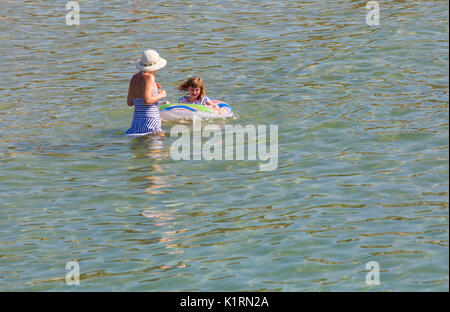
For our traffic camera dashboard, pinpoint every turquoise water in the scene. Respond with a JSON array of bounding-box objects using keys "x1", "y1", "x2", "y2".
[{"x1": 0, "y1": 0, "x2": 448, "y2": 291}]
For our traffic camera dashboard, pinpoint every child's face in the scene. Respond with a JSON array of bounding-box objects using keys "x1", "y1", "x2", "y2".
[{"x1": 188, "y1": 86, "x2": 201, "y2": 99}]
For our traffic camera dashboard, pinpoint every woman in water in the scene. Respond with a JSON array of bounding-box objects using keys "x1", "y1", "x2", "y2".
[{"x1": 126, "y1": 49, "x2": 167, "y2": 136}]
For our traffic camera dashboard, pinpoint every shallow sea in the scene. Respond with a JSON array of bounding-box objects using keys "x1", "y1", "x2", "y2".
[{"x1": 0, "y1": 0, "x2": 448, "y2": 291}]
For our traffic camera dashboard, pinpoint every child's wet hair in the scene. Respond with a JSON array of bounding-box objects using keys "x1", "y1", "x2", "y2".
[{"x1": 178, "y1": 76, "x2": 206, "y2": 100}]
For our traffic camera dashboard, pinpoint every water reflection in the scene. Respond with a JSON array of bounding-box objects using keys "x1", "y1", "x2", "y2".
[
  {"x1": 128, "y1": 134, "x2": 168, "y2": 160},
  {"x1": 127, "y1": 134, "x2": 174, "y2": 195},
  {"x1": 142, "y1": 205, "x2": 187, "y2": 258},
  {"x1": 1, "y1": 0, "x2": 447, "y2": 291},
  {"x1": 127, "y1": 134, "x2": 189, "y2": 271}
]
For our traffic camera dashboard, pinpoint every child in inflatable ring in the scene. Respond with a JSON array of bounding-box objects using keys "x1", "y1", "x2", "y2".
[{"x1": 178, "y1": 76, "x2": 221, "y2": 114}]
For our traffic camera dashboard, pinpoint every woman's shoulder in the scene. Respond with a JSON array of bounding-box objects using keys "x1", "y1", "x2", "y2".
[
  {"x1": 132, "y1": 71, "x2": 154, "y2": 80},
  {"x1": 142, "y1": 72, "x2": 155, "y2": 80}
]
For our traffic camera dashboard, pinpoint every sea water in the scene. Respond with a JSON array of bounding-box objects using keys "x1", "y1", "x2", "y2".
[{"x1": 0, "y1": 0, "x2": 448, "y2": 291}]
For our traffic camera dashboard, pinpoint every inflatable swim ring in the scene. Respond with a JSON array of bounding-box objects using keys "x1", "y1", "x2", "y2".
[{"x1": 159, "y1": 100, "x2": 233, "y2": 121}]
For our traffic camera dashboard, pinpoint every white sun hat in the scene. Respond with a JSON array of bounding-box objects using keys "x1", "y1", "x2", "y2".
[{"x1": 136, "y1": 49, "x2": 167, "y2": 72}]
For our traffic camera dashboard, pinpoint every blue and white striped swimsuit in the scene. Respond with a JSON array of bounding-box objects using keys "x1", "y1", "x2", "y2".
[{"x1": 126, "y1": 91, "x2": 162, "y2": 136}]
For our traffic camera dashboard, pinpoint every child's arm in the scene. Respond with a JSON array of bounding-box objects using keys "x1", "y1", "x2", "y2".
[
  {"x1": 206, "y1": 99, "x2": 214, "y2": 106},
  {"x1": 205, "y1": 98, "x2": 222, "y2": 114},
  {"x1": 205, "y1": 96, "x2": 217, "y2": 107}
]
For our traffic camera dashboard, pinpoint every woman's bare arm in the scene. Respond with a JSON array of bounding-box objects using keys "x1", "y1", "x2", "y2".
[
  {"x1": 143, "y1": 74, "x2": 166, "y2": 104},
  {"x1": 127, "y1": 77, "x2": 134, "y2": 106}
]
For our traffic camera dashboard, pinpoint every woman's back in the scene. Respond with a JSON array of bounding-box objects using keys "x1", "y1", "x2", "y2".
[{"x1": 129, "y1": 72, "x2": 155, "y2": 99}]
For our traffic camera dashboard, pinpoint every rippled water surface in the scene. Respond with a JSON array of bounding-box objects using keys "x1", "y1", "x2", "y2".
[{"x1": 0, "y1": 0, "x2": 448, "y2": 291}]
